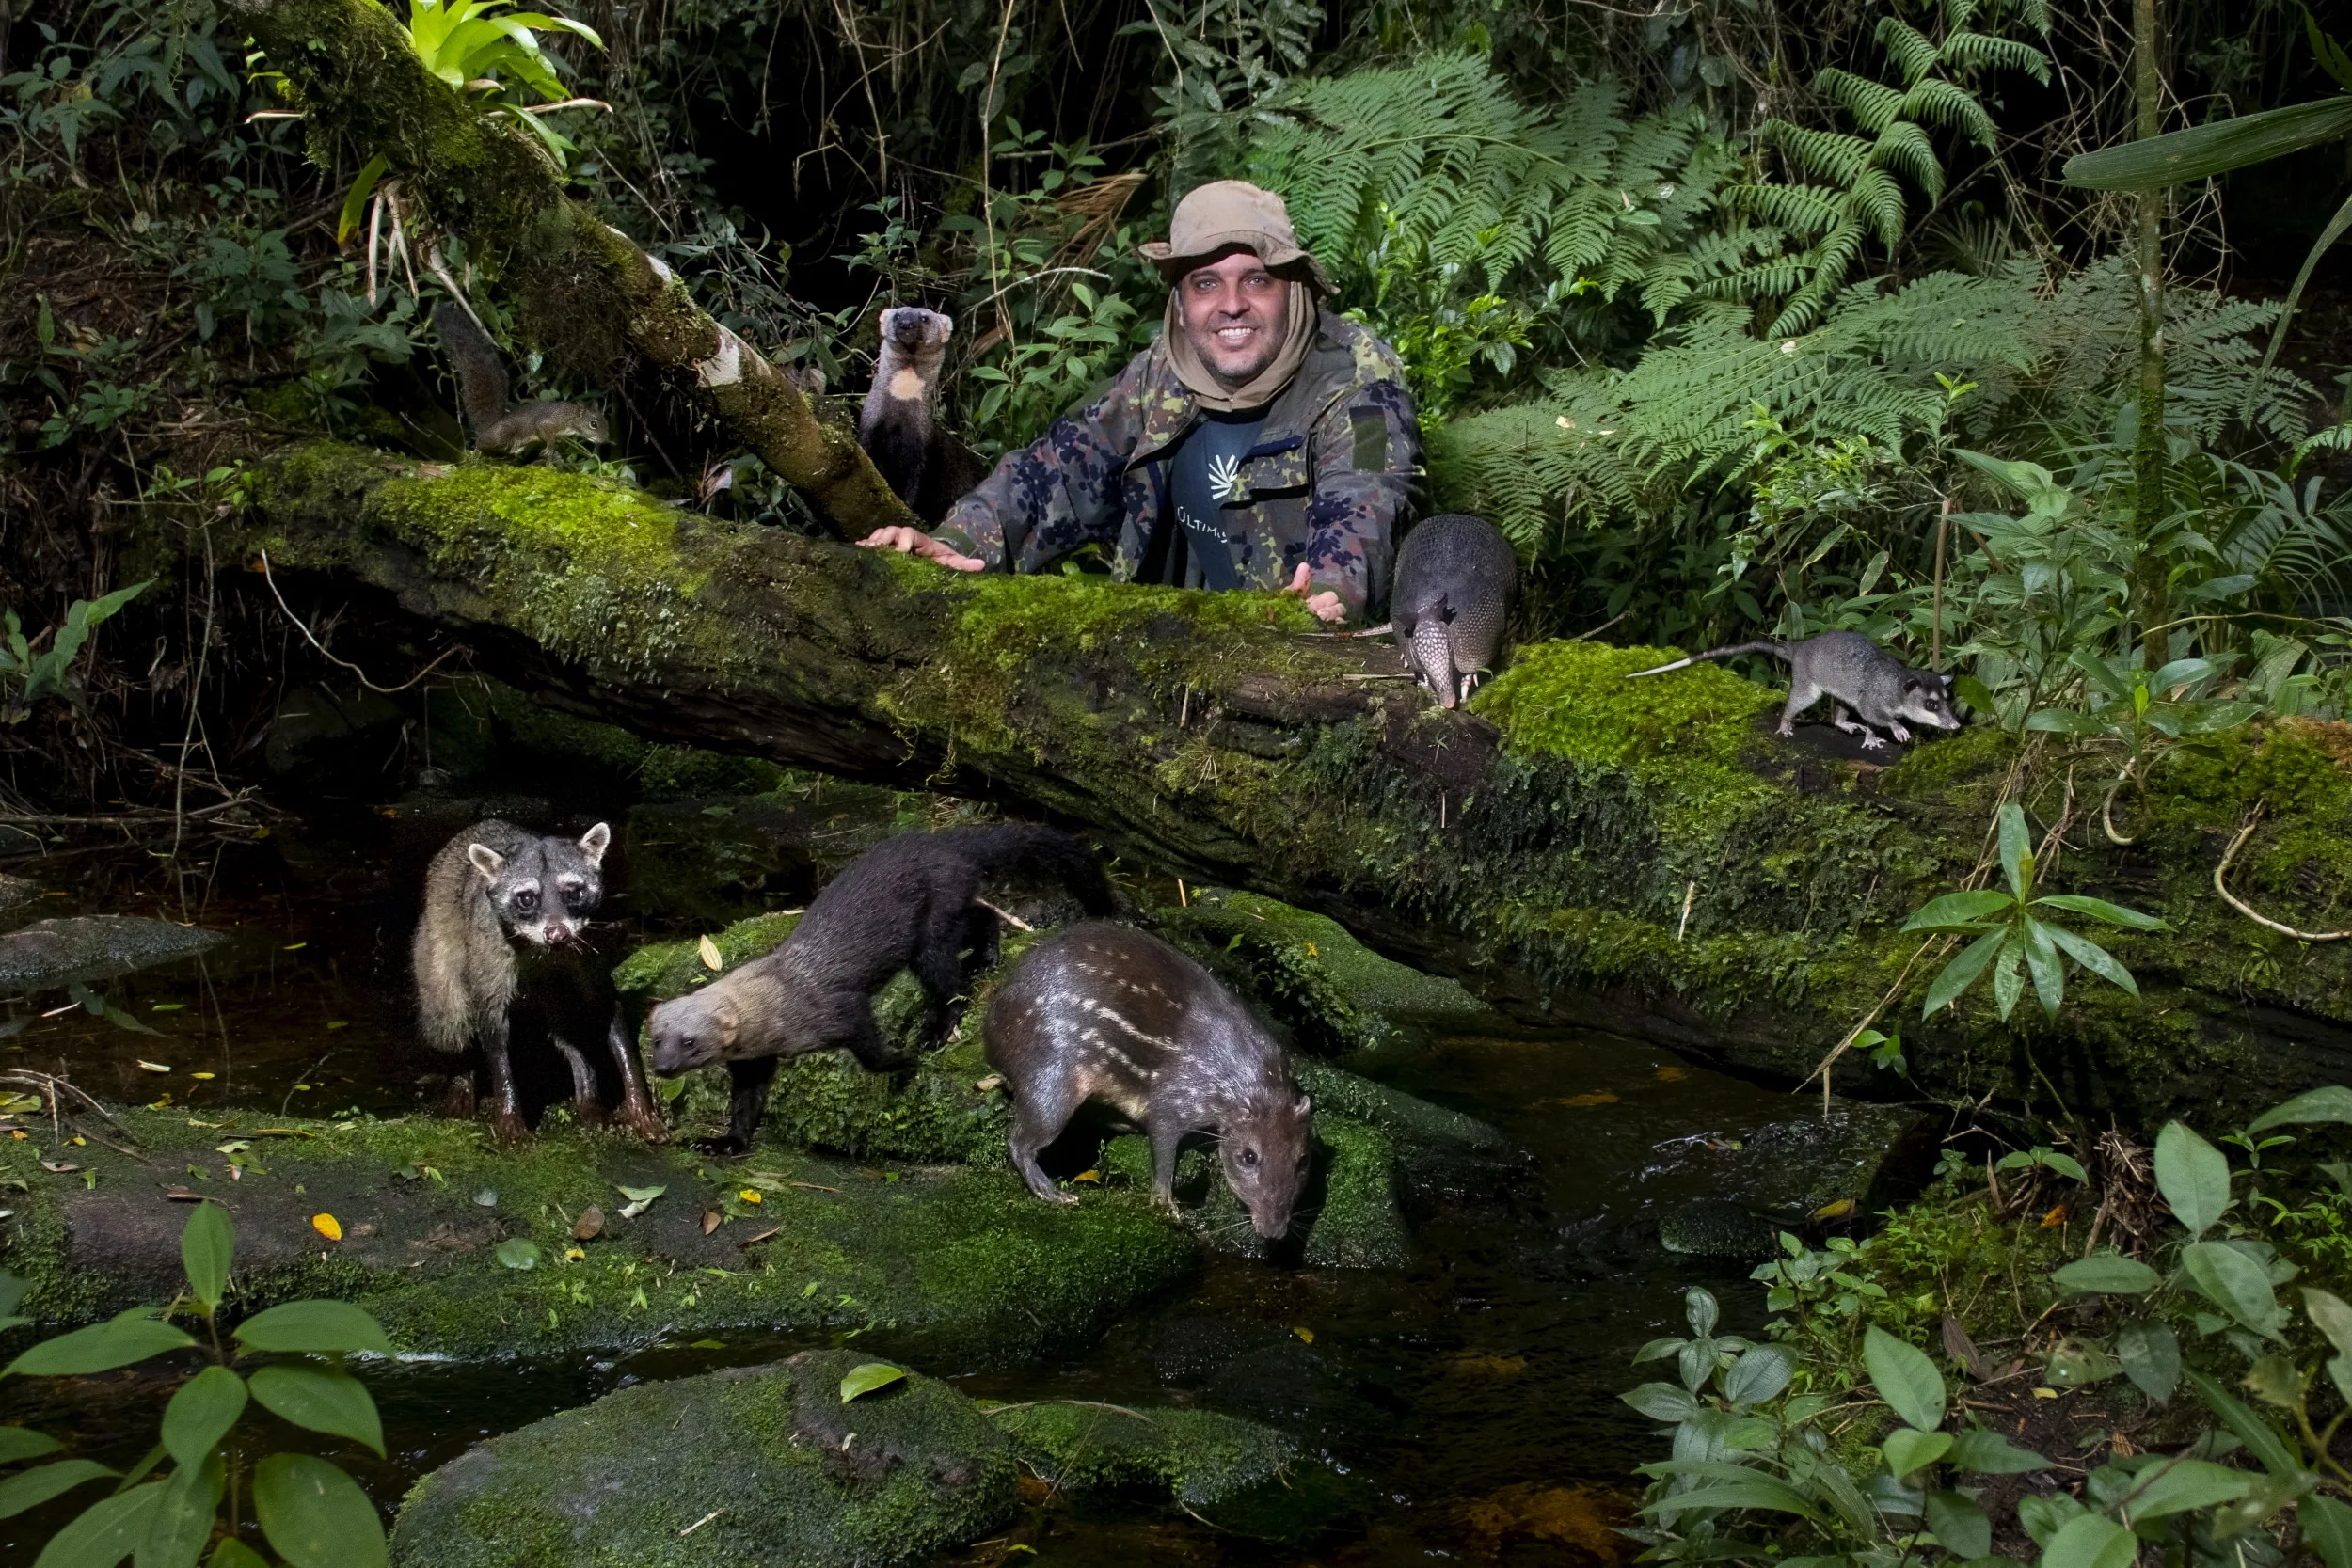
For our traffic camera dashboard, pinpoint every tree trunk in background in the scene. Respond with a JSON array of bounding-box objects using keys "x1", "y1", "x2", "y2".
[
  {"x1": 222, "y1": 440, "x2": 2352, "y2": 1129},
  {"x1": 2133, "y1": 0, "x2": 2170, "y2": 669},
  {"x1": 217, "y1": 0, "x2": 916, "y2": 541}
]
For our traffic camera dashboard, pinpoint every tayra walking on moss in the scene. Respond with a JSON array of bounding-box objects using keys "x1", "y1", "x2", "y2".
[
  {"x1": 431, "y1": 303, "x2": 611, "y2": 457},
  {"x1": 647, "y1": 824, "x2": 1115, "y2": 1154}
]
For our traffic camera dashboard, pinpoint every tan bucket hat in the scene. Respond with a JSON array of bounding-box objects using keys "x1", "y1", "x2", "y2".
[{"x1": 1139, "y1": 180, "x2": 1330, "y2": 291}]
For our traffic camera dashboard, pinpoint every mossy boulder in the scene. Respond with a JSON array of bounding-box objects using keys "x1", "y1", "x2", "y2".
[
  {"x1": 0, "y1": 1108, "x2": 1192, "y2": 1362},
  {"x1": 1161, "y1": 889, "x2": 1490, "y2": 1061},
  {"x1": 991, "y1": 1400, "x2": 1292, "y2": 1505},
  {"x1": 1098, "y1": 1113, "x2": 1408, "y2": 1269},
  {"x1": 389, "y1": 1350, "x2": 1014, "y2": 1568}
]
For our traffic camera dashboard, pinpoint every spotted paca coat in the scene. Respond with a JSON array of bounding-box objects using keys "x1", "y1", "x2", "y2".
[{"x1": 982, "y1": 922, "x2": 1313, "y2": 1239}]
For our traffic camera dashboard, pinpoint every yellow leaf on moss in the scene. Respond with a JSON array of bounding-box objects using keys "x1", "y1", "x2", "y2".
[
  {"x1": 311, "y1": 1213, "x2": 342, "y2": 1241},
  {"x1": 739, "y1": 1189, "x2": 761, "y2": 1204},
  {"x1": 699, "y1": 935, "x2": 723, "y2": 971}
]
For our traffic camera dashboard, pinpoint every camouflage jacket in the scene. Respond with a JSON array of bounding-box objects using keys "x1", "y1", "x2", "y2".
[{"x1": 933, "y1": 309, "x2": 1422, "y2": 617}]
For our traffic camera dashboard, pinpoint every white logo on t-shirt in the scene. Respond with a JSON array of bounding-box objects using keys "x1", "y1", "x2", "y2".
[{"x1": 1208, "y1": 452, "x2": 1245, "y2": 502}]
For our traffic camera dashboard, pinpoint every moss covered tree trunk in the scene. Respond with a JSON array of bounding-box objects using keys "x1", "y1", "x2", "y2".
[
  {"x1": 219, "y1": 0, "x2": 914, "y2": 539},
  {"x1": 228, "y1": 442, "x2": 2352, "y2": 1126}
]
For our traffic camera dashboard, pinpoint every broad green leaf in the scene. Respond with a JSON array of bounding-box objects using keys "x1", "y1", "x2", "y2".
[
  {"x1": 1924, "y1": 929, "x2": 2007, "y2": 1017},
  {"x1": 250, "y1": 1366, "x2": 384, "y2": 1457},
  {"x1": 2062, "y1": 95, "x2": 2352, "y2": 189},
  {"x1": 1996, "y1": 802, "x2": 2032, "y2": 900},
  {"x1": 0, "y1": 1459, "x2": 118, "y2": 1518},
  {"x1": 138, "y1": 1449, "x2": 224, "y2": 1568},
  {"x1": 253, "y1": 1454, "x2": 386, "y2": 1568},
  {"x1": 2042, "y1": 926, "x2": 2139, "y2": 998},
  {"x1": 206, "y1": 1544, "x2": 269, "y2": 1568},
  {"x1": 0, "y1": 1427, "x2": 61, "y2": 1464},
  {"x1": 1863, "y1": 1326, "x2": 1945, "y2": 1433},
  {"x1": 2301, "y1": 1495, "x2": 2352, "y2": 1568},
  {"x1": 1638, "y1": 1478, "x2": 1826, "y2": 1522},
  {"x1": 1881, "y1": 1427, "x2": 1952, "y2": 1478},
  {"x1": 2051, "y1": 1254, "x2": 2159, "y2": 1294},
  {"x1": 7, "y1": 1319, "x2": 196, "y2": 1378},
  {"x1": 2117, "y1": 1319, "x2": 2180, "y2": 1403},
  {"x1": 335, "y1": 154, "x2": 391, "y2": 245},
  {"x1": 2182, "y1": 1241, "x2": 2286, "y2": 1338},
  {"x1": 2021, "y1": 917, "x2": 2066, "y2": 1019},
  {"x1": 1992, "y1": 942, "x2": 2025, "y2": 1020},
  {"x1": 1684, "y1": 1288, "x2": 1719, "y2": 1338},
  {"x1": 160, "y1": 1367, "x2": 246, "y2": 1470},
  {"x1": 32, "y1": 1483, "x2": 162, "y2": 1568},
  {"x1": 2118, "y1": 1457, "x2": 2256, "y2": 1523},
  {"x1": 178, "y1": 1203, "x2": 232, "y2": 1316},
  {"x1": 2030, "y1": 895, "x2": 2168, "y2": 931},
  {"x1": 2306, "y1": 1288, "x2": 2352, "y2": 1359},
  {"x1": 1902, "y1": 891, "x2": 2013, "y2": 930},
  {"x1": 2038, "y1": 1512, "x2": 2138, "y2": 1568},
  {"x1": 2153, "y1": 1121, "x2": 2231, "y2": 1237},
  {"x1": 2019, "y1": 1491, "x2": 2089, "y2": 1546},
  {"x1": 839, "y1": 1363, "x2": 907, "y2": 1402},
  {"x1": 1623, "y1": 1382, "x2": 1699, "y2": 1422},
  {"x1": 1722, "y1": 1344, "x2": 1795, "y2": 1407},
  {"x1": 233, "y1": 1301, "x2": 391, "y2": 1357},
  {"x1": 494, "y1": 1238, "x2": 540, "y2": 1270},
  {"x1": 1926, "y1": 1489, "x2": 1992, "y2": 1559},
  {"x1": 1949, "y1": 1424, "x2": 2050, "y2": 1473},
  {"x1": 2184, "y1": 1368, "x2": 2303, "y2": 1480},
  {"x1": 2249, "y1": 1085, "x2": 2352, "y2": 1134}
]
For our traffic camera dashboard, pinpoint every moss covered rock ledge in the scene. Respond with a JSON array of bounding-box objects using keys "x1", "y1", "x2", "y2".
[{"x1": 219, "y1": 442, "x2": 2352, "y2": 1122}]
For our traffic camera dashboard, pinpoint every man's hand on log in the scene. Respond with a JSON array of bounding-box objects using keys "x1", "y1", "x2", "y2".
[
  {"x1": 1283, "y1": 562, "x2": 1346, "y2": 625},
  {"x1": 857, "y1": 526, "x2": 985, "y2": 572}
]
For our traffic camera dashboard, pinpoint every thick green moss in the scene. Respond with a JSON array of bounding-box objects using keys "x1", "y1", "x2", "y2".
[
  {"x1": 1099, "y1": 1113, "x2": 1407, "y2": 1270},
  {"x1": 390, "y1": 1350, "x2": 1014, "y2": 1568},
  {"x1": 989, "y1": 1401, "x2": 1295, "y2": 1506},
  {"x1": 0, "y1": 1109, "x2": 1192, "y2": 1363}
]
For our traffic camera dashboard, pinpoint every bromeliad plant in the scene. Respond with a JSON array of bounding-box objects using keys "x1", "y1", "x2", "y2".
[
  {"x1": 1903, "y1": 801, "x2": 2168, "y2": 1021},
  {"x1": 0, "y1": 1203, "x2": 392, "y2": 1567}
]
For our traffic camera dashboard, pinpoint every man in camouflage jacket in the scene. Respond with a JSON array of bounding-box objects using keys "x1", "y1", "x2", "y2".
[{"x1": 859, "y1": 181, "x2": 1422, "y2": 622}]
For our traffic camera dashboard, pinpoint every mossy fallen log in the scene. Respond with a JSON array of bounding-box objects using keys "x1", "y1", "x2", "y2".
[{"x1": 225, "y1": 442, "x2": 2352, "y2": 1122}]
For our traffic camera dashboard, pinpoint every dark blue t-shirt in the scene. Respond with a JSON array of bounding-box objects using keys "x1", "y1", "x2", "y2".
[{"x1": 1158, "y1": 407, "x2": 1269, "y2": 591}]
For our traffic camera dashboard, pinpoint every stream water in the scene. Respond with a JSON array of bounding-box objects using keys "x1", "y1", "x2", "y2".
[{"x1": 0, "y1": 787, "x2": 1855, "y2": 1566}]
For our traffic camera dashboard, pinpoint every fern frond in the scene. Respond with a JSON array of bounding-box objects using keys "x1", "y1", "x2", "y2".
[
  {"x1": 1939, "y1": 29, "x2": 2050, "y2": 84},
  {"x1": 1898, "y1": 77, "x2": 1998, "y2": 148},
  {"x1": 1875, "y1": 17, "x2": 1942, "y2": 85},
  {"x1": 1868, "y1": 120, "x2": 1944, "y2": 200},
  {"x1": 1815, "y1": 68, "x2": 1904, "y2": 133},
  {"x1": 1756, "y1": 120, "x2": 1872, "y2": 184},
  {"x1": 1848, "y1": 167, "x2": 1908, "y2": 249},
  {"x1": 1737, "y1": 182, "x2": 1845, "y2": 237}
]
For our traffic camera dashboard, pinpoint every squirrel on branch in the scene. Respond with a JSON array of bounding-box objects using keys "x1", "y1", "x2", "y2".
[{"x1": 431, "y1": 303, "x2": 611, "y2": 457}]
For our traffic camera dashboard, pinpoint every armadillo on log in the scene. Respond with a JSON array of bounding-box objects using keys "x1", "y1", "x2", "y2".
[{"x1": 1391, "y1": 513, "x2": 1518, "y2": 708}]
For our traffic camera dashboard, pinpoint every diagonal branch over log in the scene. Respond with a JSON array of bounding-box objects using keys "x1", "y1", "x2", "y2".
[
  {"x1": 232, "y1": 442, "x2": 2352, "y2": 1126},
  {"x1": 220, "y1": 0, "x2": 914, "y2": 538}
]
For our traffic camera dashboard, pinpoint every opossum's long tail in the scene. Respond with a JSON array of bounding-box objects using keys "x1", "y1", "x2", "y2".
[
  {"x1": 1623, "y1": 641, "x2": 1788, "y2": 680},
  {"x1": 941, "y1": 825, "x2": 1117, "y2": 916}
]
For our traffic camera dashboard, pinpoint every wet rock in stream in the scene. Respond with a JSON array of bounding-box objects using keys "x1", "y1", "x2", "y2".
[
  {"x1": 1654, "y1": 1101, "x2": 1940, "y2": 1257},
  {"x1": 0, "y1": 914, "x2": 225, "y2": 991},
  {"x1": 390, "y1": 1350, "x2": 1014, "y2": 1568}
]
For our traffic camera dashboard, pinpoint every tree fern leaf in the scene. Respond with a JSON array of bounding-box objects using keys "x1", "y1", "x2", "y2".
[
  {"x1": 1849, "y1": 166, "x2": 1908, "y2": 248},
  {"x1": 1868, "y1": 120, "x2": 1945, "y2": 199},
  {"x1": 1939, "y1": 29, "x2": 2050, "y2": 84},
  {"x1": 1756, "y1": 120, "x2": 1873, "y2": 184},
  {"x1": 1875, "y1": 17, "x2": 1942, "y2": 85},
  {"x1": 1898, "y1": 78, "x2": 1998, "y2": 147},
  {"x1": 1815, "y1": 68, "x2": 1905, "y2": 133}
]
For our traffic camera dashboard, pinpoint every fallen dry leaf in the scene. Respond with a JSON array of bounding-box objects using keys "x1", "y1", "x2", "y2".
[
  {"x1": 1556, "y1": 1091, "x2": 1619, "y2": 1108},
  {"x1": 135, "y1": 1061, "x2": 170, "y2": 1074},
  {"x1": 698, "y1": 935, "x2": 723, "y2": 971},
  {"x1": 702, "y1": 1210, "x2": 723, "y2": 1234},
  {"x1": 39, "y1": 1161, "x2": 78, "y2": 1173},
  {"x1": 574, "y1": 1205, "x2": 605, "y2": 1241},
  {"x1": 165, "y1": 1188, "x2": 202, "y2": 1202},
  {"x1": 311, "y1": 1212, "x2": 342, "y2": 1242},
  {"x1": 739, "y1": 1189, "x2": 762, "y2": 1204},
  {"x1": 974, "y1": 1075, "x2": 1003, "y2": 1093}
]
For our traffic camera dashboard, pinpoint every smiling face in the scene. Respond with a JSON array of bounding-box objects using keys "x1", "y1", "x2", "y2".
[{"x1": 1176, "y1": 248, "x2": 1291, "y2": 390}]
